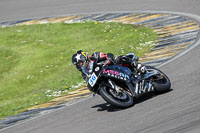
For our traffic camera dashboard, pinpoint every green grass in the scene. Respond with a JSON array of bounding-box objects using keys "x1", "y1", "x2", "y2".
[{"x1": 0, "y1": 22, "x2": 157, "y2": 119}]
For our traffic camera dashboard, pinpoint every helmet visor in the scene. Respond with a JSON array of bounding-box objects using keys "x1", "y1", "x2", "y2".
[{"x1": 76, "y1": 60, "x2": 84, "y2": 70}]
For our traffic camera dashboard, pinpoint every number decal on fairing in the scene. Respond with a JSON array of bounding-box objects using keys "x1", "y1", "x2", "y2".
[{"x1": 89, "y1": 73, "x2": 97, "y2": 87}]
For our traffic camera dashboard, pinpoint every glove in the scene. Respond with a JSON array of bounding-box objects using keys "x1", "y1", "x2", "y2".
[{"x1": 89, "y1": 56, "x2": 96, "y2": 60}]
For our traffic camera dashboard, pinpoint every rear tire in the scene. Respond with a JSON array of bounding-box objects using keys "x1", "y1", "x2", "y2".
[
  {"x1": 146, "y1": 66, "x2": 171, "y2": 93},
  {"x1": 99, "y1": 86, "x2": 134, "y2": 108}
]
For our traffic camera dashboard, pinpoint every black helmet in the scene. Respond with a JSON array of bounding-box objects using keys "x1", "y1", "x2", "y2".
[{"x1": 72, "y1": 50, "x2": 88, "y2": 71}]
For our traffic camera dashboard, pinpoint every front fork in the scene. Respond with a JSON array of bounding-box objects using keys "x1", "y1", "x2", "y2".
[
  {"x1": 126, "y1": 82, "x2": 138, "y2": 98},
  {"x1": 126, "y1": 79, "x2": 154, "y2": 98}
]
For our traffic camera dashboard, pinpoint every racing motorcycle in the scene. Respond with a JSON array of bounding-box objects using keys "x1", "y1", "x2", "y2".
[{"x1": 84, "y1": 60, "x2": 171, "y2": 108}]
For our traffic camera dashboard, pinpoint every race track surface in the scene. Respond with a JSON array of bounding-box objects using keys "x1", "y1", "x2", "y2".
[
  {"x1": 1, "y1": 0, "x2": 200, "y2": 133},
  {"x1": 0, "y1": 0, "x2": 200, "y2": 22}
]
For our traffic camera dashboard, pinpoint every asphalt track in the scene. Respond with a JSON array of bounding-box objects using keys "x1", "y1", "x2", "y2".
[{"x1": 1, "y1": 0, "x2": 200, "y2": 133}]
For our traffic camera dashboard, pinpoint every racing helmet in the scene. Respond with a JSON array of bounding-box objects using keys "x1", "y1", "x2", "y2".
[{"x1": 72, "y1": 50, "x2": 88, "y2": 71}]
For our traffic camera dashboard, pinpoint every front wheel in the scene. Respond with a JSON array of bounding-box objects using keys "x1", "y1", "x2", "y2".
[
  {"x1": 99, "y1": 86, "x2": 134, "y2": 108},
  {"x1": 146, "y1": 66, "x2": 171, "y2": 93}
]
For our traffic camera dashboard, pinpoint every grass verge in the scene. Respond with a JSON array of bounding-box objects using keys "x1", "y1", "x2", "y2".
[{"x1": 0, "y1": 21, "x2": 157, "y2": 119}]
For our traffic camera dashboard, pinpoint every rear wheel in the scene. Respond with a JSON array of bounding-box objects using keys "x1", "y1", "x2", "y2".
[
  {"x1": 146, "y1": 66, "x2": 171, "y2": 93},
  {"x1": 99, "y1": 86, "x2": 134, "y2": 108}
]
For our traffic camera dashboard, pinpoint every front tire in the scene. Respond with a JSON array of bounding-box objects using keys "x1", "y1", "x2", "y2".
[{"x1": 99, "y1": 86, "x2": 134, "y2": 108}]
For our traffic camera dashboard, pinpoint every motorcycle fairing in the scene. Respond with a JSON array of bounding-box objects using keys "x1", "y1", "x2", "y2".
[{"x1": 102, "y1": 65, "x2": 132, "y2": 81}]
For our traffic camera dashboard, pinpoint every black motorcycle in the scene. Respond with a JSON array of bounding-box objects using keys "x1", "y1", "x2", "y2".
[{"x1": 83, "y1": 60, "x2": 171, "y2": 108}]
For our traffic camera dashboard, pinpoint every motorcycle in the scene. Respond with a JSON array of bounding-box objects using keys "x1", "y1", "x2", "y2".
[{"x1": 83, "y1": 60, "x2": 171, "y2": 108}]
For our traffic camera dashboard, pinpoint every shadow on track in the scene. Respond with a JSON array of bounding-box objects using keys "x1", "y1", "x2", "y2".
[
  {"x1": 91, "y1": 89, "x2": 173, "y2": 112},
  {"x1": 91, "y1": 103, "x2": 123, "y2": 112}
]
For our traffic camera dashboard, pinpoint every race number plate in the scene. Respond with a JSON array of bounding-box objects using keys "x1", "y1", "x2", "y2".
[{"x1": 88, "y1": 73, "x2": 98, "y2": 87}]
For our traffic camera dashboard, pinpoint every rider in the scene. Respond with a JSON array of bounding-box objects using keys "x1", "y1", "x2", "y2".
[{"x1": 72, "y1": 50, "x2": 146, "y2": 80}]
